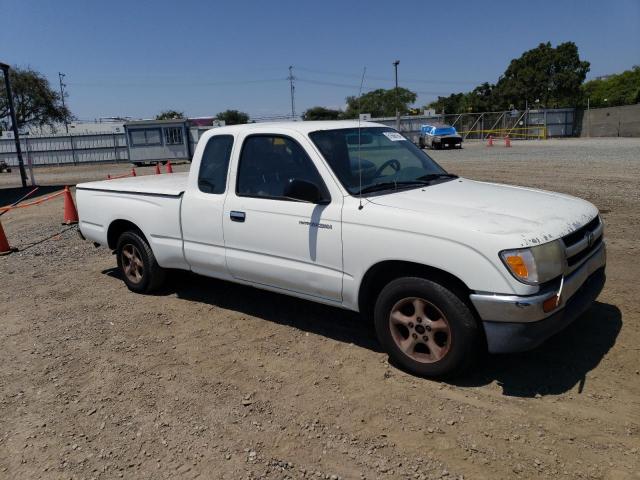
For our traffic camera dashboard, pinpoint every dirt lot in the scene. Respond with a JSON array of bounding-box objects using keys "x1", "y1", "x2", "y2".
[{"x1": 1, "y1": 138, "x2": 639, "y2": 480}]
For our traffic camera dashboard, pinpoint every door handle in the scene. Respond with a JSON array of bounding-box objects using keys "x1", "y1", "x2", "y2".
[{"x1": 230, "y1": 211, "x2": 246, "y2": 222}]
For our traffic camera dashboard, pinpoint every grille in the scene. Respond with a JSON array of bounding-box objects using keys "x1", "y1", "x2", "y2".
[
  {"x1": 563, "y1": 216, "x2": 600, "y2": 247},
  {"x1": 567, "y1": 235, "x2": 602, "y2": 267},
  {"x1": 562, "y1": 216, "x2": 602, "y2": 270}
]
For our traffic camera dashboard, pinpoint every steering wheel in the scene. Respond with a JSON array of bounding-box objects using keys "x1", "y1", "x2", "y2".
[{"x1": 373, "y1": 159, "x2": 401, "y2": 177}]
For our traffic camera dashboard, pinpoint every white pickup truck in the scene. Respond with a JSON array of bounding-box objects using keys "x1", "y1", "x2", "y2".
[{"x1": 77, "y1": 121, "x2": 606, "y2": 377}]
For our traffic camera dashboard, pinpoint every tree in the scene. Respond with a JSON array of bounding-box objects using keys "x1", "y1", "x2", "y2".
[
  {"x1": 303, "y1": 106, "x2": 342, "y2": 121},
  {"x1": 426, "y1": 42, "x2": 590, "y2": 113},
  {"x1": 582, "y1": 66, "x2": 640, "y2": 108},
  {"x1": 0, "y1": 66, "x2": 72, "y2": 130},
  {"x1": 216, "y1": 109, "x2": 249, "y2": 125},
  {"x1": 155, "y1": 109, "x2": 184, "y2": 120},
  {"x1": 467, "y1": 82, "x2": 500, "y2": 112},
  {"x1": 343, "y1": 87, "x2": 417, "y2": 118},
  {"x1": 428, "y1": 92, "x2": 469, "y2": 115},
  {"x1": 495, "y1": 42, "x2": 589, "y2": 109}
]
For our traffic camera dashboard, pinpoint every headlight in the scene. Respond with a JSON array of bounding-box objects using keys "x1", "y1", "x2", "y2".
[{"x1": 500, "y1": 240, "x2": 565, "y2": 284}]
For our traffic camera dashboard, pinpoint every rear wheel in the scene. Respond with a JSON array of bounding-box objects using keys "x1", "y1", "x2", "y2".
[
  {"x1": 374, "y1": 277, "x2": 480, "y2": 378},
  {"x1": 116, "y1": 230, "x2": 166, "y2": 293}
]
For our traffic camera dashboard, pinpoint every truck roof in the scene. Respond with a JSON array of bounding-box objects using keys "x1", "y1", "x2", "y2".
[{"x1": 208, "y1": 120, "x2": 385, "y2": 136}]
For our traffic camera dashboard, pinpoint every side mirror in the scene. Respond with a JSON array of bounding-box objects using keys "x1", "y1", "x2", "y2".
[{"x1": 284, "y1": 179, "x2": 329, "y2": 204}]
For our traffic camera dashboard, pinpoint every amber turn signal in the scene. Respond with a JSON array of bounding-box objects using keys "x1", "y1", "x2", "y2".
[
  {"x1": 543, "y1": 295, "x2": 561, "y2": 313},
  {"x1": 505, "y1": 255, "x2": 528, "y2": 279}
]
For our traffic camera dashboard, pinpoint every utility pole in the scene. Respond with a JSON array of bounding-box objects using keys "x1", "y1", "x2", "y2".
[
  {"x1": 58, "y1": 72, "x2": 69, "y2": 133},
  {"x1": 393, "y1": 60, "x2": 400, "y2": 130},
  {"x1": 288, "y1": 66, "x2": 295, "y2": 120},
  {"x1": 587, "y1": 97, "x2": 590, "y2": 138},
  {"x1": 0, "y1": 62, "x2": 28, "y2": 188}
]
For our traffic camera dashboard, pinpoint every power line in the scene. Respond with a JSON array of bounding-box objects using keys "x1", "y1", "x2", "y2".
[
  {"x1": 296, "y1": 77, "x2": 449, "y2": 96},
  {"x1": 295, "y1": 65, "x2": 483, "y2": 86},
  {"x1": 67, "y1": 78, "x2": 287, "y2": 87}
]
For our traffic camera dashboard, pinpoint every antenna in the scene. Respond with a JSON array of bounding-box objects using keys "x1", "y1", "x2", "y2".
[{"x1": 357, "y1": 67, "x2": 366, "y2": 210}]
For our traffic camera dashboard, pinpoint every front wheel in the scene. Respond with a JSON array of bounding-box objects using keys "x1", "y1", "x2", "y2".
[
  {"x1": 116, "y1": 230, "x2": 166, "y2": 293},
  {"x1": 374, "y1": 277, "x2": 480, "y2": 378}
]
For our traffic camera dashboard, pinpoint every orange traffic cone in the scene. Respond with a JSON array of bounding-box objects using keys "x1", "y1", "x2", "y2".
[
  {"x1": 505, "y1": 135, "x2": 511, "y2": 148},
  {"x1": 0, "y1": 220, "x2": 16, "y2": 255},
  {"x1": 155, "y1": 163, "x2": 161, "y2": 175},
  {"x1": 487, "y1": 135, "x2": 494, "y2": 147},
  {"x1": 131, "y1": 167, "x2": 137, "y2": 177},
  {"x1": 63, "y1": 186, "x2": 79, "y2": 225},
  {"x1": 166, "y1": 161, "x2": 173, "y2": 174}
]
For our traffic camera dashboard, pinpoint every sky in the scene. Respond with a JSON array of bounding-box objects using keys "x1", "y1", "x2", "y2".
[{"x1": 2, "y1": 0, "x2": 639, "y2": 121}]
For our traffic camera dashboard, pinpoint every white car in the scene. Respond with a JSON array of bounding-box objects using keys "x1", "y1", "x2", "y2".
[{"x1": 76, "y1": 121, "x2": 606, "y2": 378}]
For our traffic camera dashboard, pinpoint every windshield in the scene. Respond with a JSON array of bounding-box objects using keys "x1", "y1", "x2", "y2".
[
  {"x1": 434, "y1": 127, "x2": 457, "y2": 135},
  {"x1": 309, "y1": 127, "x2": 450, "y2": 195}
]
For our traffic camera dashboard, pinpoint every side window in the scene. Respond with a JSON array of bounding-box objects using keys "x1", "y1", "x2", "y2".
[
  {"x1": 129, "y1": 128, "x2": 162, "y2": 146},
  {"x1": 198, "y1": 135, "x2": 234, "y2": 194},
  {"x1": 237, "y1": 135, "x2": 327, "y2": 200},
  {"x1": 164, "y1": 127, "x2": 184, "y2": 145}
]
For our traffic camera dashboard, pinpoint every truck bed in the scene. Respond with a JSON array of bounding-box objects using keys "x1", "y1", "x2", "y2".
[
  {"x1": 76, "y1": 173, "x2": 190, "y2": 271},
  {"x1": 77, "y1": 172, "x2": 189, "y2": 196}
]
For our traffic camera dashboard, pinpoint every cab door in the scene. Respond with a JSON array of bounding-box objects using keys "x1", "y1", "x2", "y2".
[
  {"x1": 223, "y1": 132, "x2": 344, "y2": 302},
  {"x1": 181, "y1": 134, "x2": 235, "y2": 279}
]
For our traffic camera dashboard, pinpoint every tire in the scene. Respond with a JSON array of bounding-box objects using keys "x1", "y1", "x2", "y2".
[
  {"x1": 133, "y1": 162, "x2": 144, "y2": 167},
  {"x1": 116, "y1": 230, "x2": 166, "y2": 293},
  {"x1": 374, "y1": 277, "x2": 480, "y2": 378}
]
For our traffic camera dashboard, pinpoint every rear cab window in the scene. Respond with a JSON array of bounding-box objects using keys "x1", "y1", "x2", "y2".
[{"x1": 198, "y1": 135, "x2": 234, "y2": 194}]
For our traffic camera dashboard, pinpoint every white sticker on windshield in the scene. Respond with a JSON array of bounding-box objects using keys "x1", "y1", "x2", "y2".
[{"x1": 382, "y1": 132, "x2": 406, "y2": 141}]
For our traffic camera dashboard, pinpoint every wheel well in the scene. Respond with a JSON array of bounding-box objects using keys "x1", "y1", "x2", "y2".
[
  {"x1": 107, "y1": 220, "x2": 145, "y2": 250},
  {"x1": 358, "y1": 261, "x2": 472, "y2": 318}
]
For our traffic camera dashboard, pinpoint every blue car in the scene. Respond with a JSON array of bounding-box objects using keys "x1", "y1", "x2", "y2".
[{"x1": 418, "y1": 123, "x2": 463, "y2": 150}]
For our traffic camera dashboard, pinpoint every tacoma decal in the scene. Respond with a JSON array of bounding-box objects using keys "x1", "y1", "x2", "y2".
[{"x1": 299, "y1": 220, "x2": 333, "y2": 229}]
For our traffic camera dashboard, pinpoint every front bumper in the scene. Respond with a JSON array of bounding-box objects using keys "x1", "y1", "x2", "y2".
[
  {"x1": 469, "y1": 242, "x2": 606, "y2": 353},
  {"x1": 434, "y1": 135, "x2": 463, "y2": 147}
]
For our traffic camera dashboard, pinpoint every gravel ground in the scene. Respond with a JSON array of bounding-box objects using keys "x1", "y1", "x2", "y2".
[{"x1": 0, "y1": 137, "x2": 639, "y2": 480}]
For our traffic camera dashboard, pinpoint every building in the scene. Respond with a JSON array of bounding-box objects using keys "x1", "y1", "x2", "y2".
[{"x1": 124, "y1": 118, "x2": 224, "y2": 165}]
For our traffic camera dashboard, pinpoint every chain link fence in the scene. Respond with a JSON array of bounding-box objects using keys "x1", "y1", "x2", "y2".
[{"x1": 373, "y1": 108, "x2": 575, "y2": 143}]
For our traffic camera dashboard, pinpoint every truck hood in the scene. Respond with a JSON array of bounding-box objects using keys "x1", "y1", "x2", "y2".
[{"x1": 367, "y1": 178, "x2": 598, "y2": 246}]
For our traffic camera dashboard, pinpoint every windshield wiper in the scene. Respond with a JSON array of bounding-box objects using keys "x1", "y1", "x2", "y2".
[
  {"x1": 355, "y1": 180, "x2": 430, "y2": 195},
  {"x1": 355, "y1": 174, "x2": 459, "y2": 196},
  {"x1": 416, "y1": 173, "x2": 459, "y2": 181}
]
